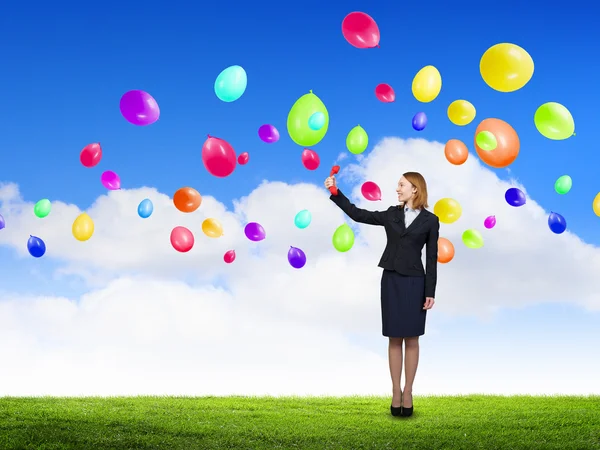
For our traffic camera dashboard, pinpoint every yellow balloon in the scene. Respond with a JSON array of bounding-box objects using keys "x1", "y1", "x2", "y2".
[
  {"x1": 72, "y1": 212, "x2": 94, "y2": 241},
  {"x1": 593, "y1": 193, "x2": 600, "y2": 217},
  {"x1": 202, "y1": 218, "x2": 223, "y2": 238},
  {"x1": 447, "y1": 100, "x2": 476, "y2": 126},
  {"x1": 346, "y1": 125, "x2": 368, "y2": 154},
  {"x1": 433, "y1": 198, "x2": 462, "y2": 224},
  {"x1": 412, "y1": 65, "x2": 442, "y2": 103},
  {"x1": 286, "y1": 90, "x2": 329, "y2": 147},
  {"x1": 480, "y1": 43, "x2": 534, "y2": 92}
]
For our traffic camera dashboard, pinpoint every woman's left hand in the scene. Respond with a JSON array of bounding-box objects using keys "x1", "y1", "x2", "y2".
[{"x1": 423, "y1": 297, "x2": 435, "y2": 310}]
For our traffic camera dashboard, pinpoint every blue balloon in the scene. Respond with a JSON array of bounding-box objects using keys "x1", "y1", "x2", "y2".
[
  {"x1": 214, "y1": 65, "x2": 247, "y2": 102},
  {"x1": 505, "y1": 187, "x2": 526, "y2": 207},
  {"x1": 308, "y1": 112, "x2": 325, "y2": 131},
  {"x1": 548, "y1": 212, "x2": 566, "y2": 234},
  {"x1": 0, "y1": 213, "x2": 5, "y2": 230},
  {"x1": 137, "y1": 198, "x2": 154, "y2": 219},
  {"x1": 412, "y1": 112, "x2": 427, "y2": 131},
  {"x1": 294, "y1": 209, "x2": 312, "y2": 229},
  {"x1": 27, "y1": 235, "x2": 46, "y2": 258}
]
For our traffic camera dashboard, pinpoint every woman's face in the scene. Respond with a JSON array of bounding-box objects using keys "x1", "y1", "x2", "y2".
[{"x1": 396, "y1": 176, "x2": 416, "y2": 202}]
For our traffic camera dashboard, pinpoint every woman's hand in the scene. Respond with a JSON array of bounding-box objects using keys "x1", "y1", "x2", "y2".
[
  {"x1": 423, "y1": 297, "x2": 435, "y2": 310},
  {"x1": 324, "y1": 176, "x2": 336, "y2": 190}
]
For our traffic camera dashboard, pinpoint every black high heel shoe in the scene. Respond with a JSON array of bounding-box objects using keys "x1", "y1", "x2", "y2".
[
  {"x1": 390, "y1": 391, "x2": 402, "y2": 417},
  {"x1": 400, "y1": 391, "x2": 413, "y2": 417}
]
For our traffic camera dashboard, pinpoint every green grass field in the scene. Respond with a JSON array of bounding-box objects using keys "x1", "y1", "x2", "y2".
[{"x1": 1, "y1": 395, "x2": 599, "y2": 449}]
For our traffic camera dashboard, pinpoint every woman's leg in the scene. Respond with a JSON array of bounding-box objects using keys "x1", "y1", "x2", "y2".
[
  {"x1": 388, "y1": 337, "x2": 403, "y2": 406},
  {"x1": 403, "y1": 336, "x2": 420, "y2": 407}
]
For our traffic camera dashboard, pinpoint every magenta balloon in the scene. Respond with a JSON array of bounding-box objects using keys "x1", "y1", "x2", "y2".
[
  {"x1": 244, "y1": 222, "x2": 266, "y2": 241},
  {"x1": 361, "y1": 181, "x2": 381, "y2": 201},
  {"x1": 101, "y1": 170, "x2": 121, "y2": 190},
  {"x1": 258, "y1": 124, "x2": 280, "y2": 143},
  {"x1": 119, "y1": 90, "x2": 160, "y2": 126},
  {"x1": 288, "y1": 246, "x2": 306, "y2": 269},
  {"x1": 484, "y1": 215, "x2": 496, "y2": 229}
]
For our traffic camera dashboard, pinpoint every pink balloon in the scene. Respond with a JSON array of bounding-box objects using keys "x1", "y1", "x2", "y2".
[
  {"x1": 202, "y1": 135, "x2": 237, "y2": 178},
  {"x1": 224, "y1": 249, "x2": 236, "y2": 263},
  {"x1": 361, "y1": 181, "x2": 381, "y2": 201},
  {"x1": 238, "y1": 152, "x2": 249, "y2": 165},
  {"x1": 170, "y1": 226, "x2": 194, "y2": 253},
  {"x1": 301, "y1": 148, "x2": 320, "y2": 170},
  {"x1": 341, "y1": 12, "x2": 380, "y2": 49},
  {"x1": 484, "y1": 215, "x2": 496, "y2": 229},
  {"x1": 80, "y1": 143, "x2": 102, "y2": 168},
  {"x1": 375, "y1": 84, "x2": 395, "y2": 103},
  {"x1": 101, "y1": 170, "x2": 121, "y2": 190}
]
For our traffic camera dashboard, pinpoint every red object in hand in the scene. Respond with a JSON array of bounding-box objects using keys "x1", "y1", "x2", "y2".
[{"x1": 329, "y1": 165, "x2": 340, "y2": 195}]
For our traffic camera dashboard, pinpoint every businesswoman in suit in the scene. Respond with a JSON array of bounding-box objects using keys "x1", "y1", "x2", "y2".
[{"x1": 324, "y1": 172, "x2": 439, "y2": 418}]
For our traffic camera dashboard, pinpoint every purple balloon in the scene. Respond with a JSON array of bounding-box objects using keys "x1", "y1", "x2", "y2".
[
  {"x1": 120, "y1": 90, "x2": 160, "y2": 126},
  {"x1": 244, "y1": 222, "x2": 266, "y2": 241},
  {"x1": 505, "y1": 187, "x2": 526, "y2": 207},
  {"x1": 288, "y1": 246, "x2": 306, "y2": 269},
  {"x1": 412, "y1": 112, "x2": 427, "y2": 131},
  {"x1": 101, "y1": 170, "x2": 121, "y2": 190},
  {"x1": 258, "y1": 124, "x2": 280, "y2": 143},
  {"x1": 0, "y1": 214, "x2": 5, "y2": 230}
]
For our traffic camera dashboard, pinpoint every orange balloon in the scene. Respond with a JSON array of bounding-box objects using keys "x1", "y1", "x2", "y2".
[
  {"x1": 474, "y1": 118, "x2": 520, "y2": 168},
  {"x1": 173, "y1": 187, "x2": 202, "y2": 213},
  {"x1": 438, "y1": 237, "x2": 455, "y2": 264},
  {"x1": 444, "y1": 139, "x2": 469, "y2": 165}
]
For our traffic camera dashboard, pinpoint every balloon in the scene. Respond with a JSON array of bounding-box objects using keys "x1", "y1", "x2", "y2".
[
  {"x1": 437, "y1": 237, "x2": 455, "y2": 264},
  {"x1": 202, "y1": 135, "x2": 237, "y2": 178},
  {"x1": 138, "y1": 198, "x2": 154, "y2": 218},
  {"x1": 476, "y1": 131, "x2": 497, "y2": 151},
  {"x1": 101, "y1": 170, "x2": 121, "y2": 190},
  {"x1": 170, "y1": 226, "x2": 194, "y2": 252},
  {"x1": 0, "y1": 214, "x2": 4, "y2": 230},
  {"x1": 593, "y1": 193, "x2": 600, "y2": 217},
  {"x1": 534, "y1": 102, "x2": 575, "y2": 140},
  {"x1": 27, "y1": 235, "x2": 46, "y2": 258},
  {"x1": 245, "y1": 222, "x2": 265, "y2": 242},
  {"x1": 548, "y1": 212, "x2": 567, "y2": 234},
  {"x1": 80, "y1": 143, "x2": 102, "y2": 168},
  {"x1": 72, "y1": 212, "x2": 94, "y2": 241},
  {"x1": 287, "y1": 90, "x2": 329, "y2": 147},
  {"x1": 480, "y1": 43, "x2": 534, "y2": 92},
  {"x1": 412, "y1": 112, "x2": 427, "y2": 131},
  {"x1": 346, "y1": 125, "x2": 368, "y2": 154},
  {"x1": 484, "y1": 215, "x2": 496, "y2": 229},
  {"x1": 224, "y1": 250, "x2": 236, "y2": 264},
  {"x1": 288, "y1": 246, "x2": 307, "y2": 269},
  {"x1": 433, "y1": 198, "x2": 462, "y2": 224},
  {"x1": 301, "y1": 148, "x2": 320, "y2": 170},
  {"x1": 202, "y1": 218, "x2": 223, "y2": 238},
  {"x1": 505, "y1": 188, "x2": 526, "y2": 207},
  {"x1": 474, "y1": 118, "x2": 520, "y2": 168},
  {"x1": 447, "y1": 100, "x2": 476, "y2": 126},
  {"x1": 214, "y1": 65, "x2": 247, "y2": 102},
  {"x1": 308, "y1": 112, "x2": 326, "y2": 131},
  {"x1": 173, "y1": 187, "x2": 201, "y2": 213},
  {"x1": 294, "y1": 209, "x2": 312, "y2": 229},
  {"x1": 119, "y1": 90, "x2": 160, "y2": 126},
  {"x1": 258, "y1": 124, "x2": 280, "y2": 143},
  {"x1": 412, "y1": 66, "x2": 442, "y2": 103},
  {"x1": 554, "y1": 175, "x2": 572, "y2": 195},
  {"x1": 444, "y1": 139, "x2": 469, "y2": 165},
  {"x1": 332, "y1": 223, "x2": 355, "y2": 252},
  {"x1": 361, "y1": 181, "x2": 381, "y2": 201},
  {"x1": 341, "y1": 12, "x2": 380, "y2": 48},
  {"x1": 375, "y1": 83, "x2": 395, "y2": 102},
  {"x1": 238, "y1": 152, "x2": 249, "y2": 165},
  {"x1": 34, "y1": 199, "x2": 51, "y2": 218},
  {"x1": 462, "y1": 229, "x2": 484, "y2": 249}
]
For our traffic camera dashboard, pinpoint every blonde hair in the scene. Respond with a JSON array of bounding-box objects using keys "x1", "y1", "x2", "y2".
[{"x1": 403, "y1": 172, "x2": 429, "y2": 209}]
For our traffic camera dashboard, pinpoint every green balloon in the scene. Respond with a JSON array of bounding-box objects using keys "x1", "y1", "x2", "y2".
[
  {"x1": 346, "y1": 125, "x2": 368, "y2": 155},
  {"x1": 554, "y1": 175, "x2": 572, "y2": 195},
  {"x1": 294, "y1": 209, "x2": 312, "y2": 229},
  {"x1": 34, "y1": 199, "x2": 51, "y2": 218},
  {"x1": 287, "y1": 90, "x2": 329, "y2": 146},
  {"x1": 332, "y1": 223, "x2": 355, "y2": 252},
  {"x1": 534, "y1": 102, "x2": 575, "y2": 140},
  {"x1": 462, "y1": 229, "x2": 483, "y2": 249},
  {"x1": 476, "y1": 130, "x2": 497, "y2": 151}
]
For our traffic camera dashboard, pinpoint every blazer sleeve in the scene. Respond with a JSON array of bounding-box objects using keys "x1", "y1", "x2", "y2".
[
  {"x1": 329, "y1": 189, "x2": 388, "y2": 226},
  {"x1": 424, "y1": 215, "x2": 440, "y2": 298}
]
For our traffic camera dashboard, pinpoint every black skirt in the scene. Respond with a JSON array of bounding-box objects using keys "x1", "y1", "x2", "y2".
[{"x1": 380, "y1": 269, "x2": 427, "y2": 338}]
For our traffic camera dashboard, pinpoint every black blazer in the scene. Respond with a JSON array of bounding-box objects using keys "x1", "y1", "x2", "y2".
[{"x1": 330, "y1": 189, "x2": 440, "y2": 298}]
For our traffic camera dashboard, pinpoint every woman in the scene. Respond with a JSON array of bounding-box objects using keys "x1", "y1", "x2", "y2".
[{"x1": 325, "y1": 172, "x2": 439, "y2": 418}]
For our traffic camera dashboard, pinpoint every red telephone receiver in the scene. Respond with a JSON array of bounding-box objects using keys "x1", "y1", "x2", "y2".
[{"x1": 329, "y1": 165, "x2": 340, "y2": 195}]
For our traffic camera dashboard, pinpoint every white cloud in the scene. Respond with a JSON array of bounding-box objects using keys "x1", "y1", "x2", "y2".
[{"x1": 1, "y1": 137, "x2": 599, "y2": 396}]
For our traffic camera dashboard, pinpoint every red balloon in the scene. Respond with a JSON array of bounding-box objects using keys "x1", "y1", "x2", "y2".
[
  {"x1": 80, "y1": 143, "x2": 102, "y2": 168},
  {"x1": 237, "y1": 152, "x2": 249, "y2": 165},
  {"x1": 375, "y1": 83, "x2": 395, "y2": 103},
  {"x1": 301, "y1": 149, "x2": 320, "y2": 170},
  {"x1": 341, "y1": 12, "x2": 380, "y2": 49},
  {"x1": 170, "y1": 226, "x2": 194, "y2": 253},
  {"x1": 202, "y1": 135, "x2": 237, "y2": 178},
  {"x1": 224, "y1": 249, "x2": 236, "y2": 264}
]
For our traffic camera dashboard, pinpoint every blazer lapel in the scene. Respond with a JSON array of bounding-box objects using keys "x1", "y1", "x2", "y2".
[{"x1": 401, "y1": 209, "x2": 430, "y2": 236}]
